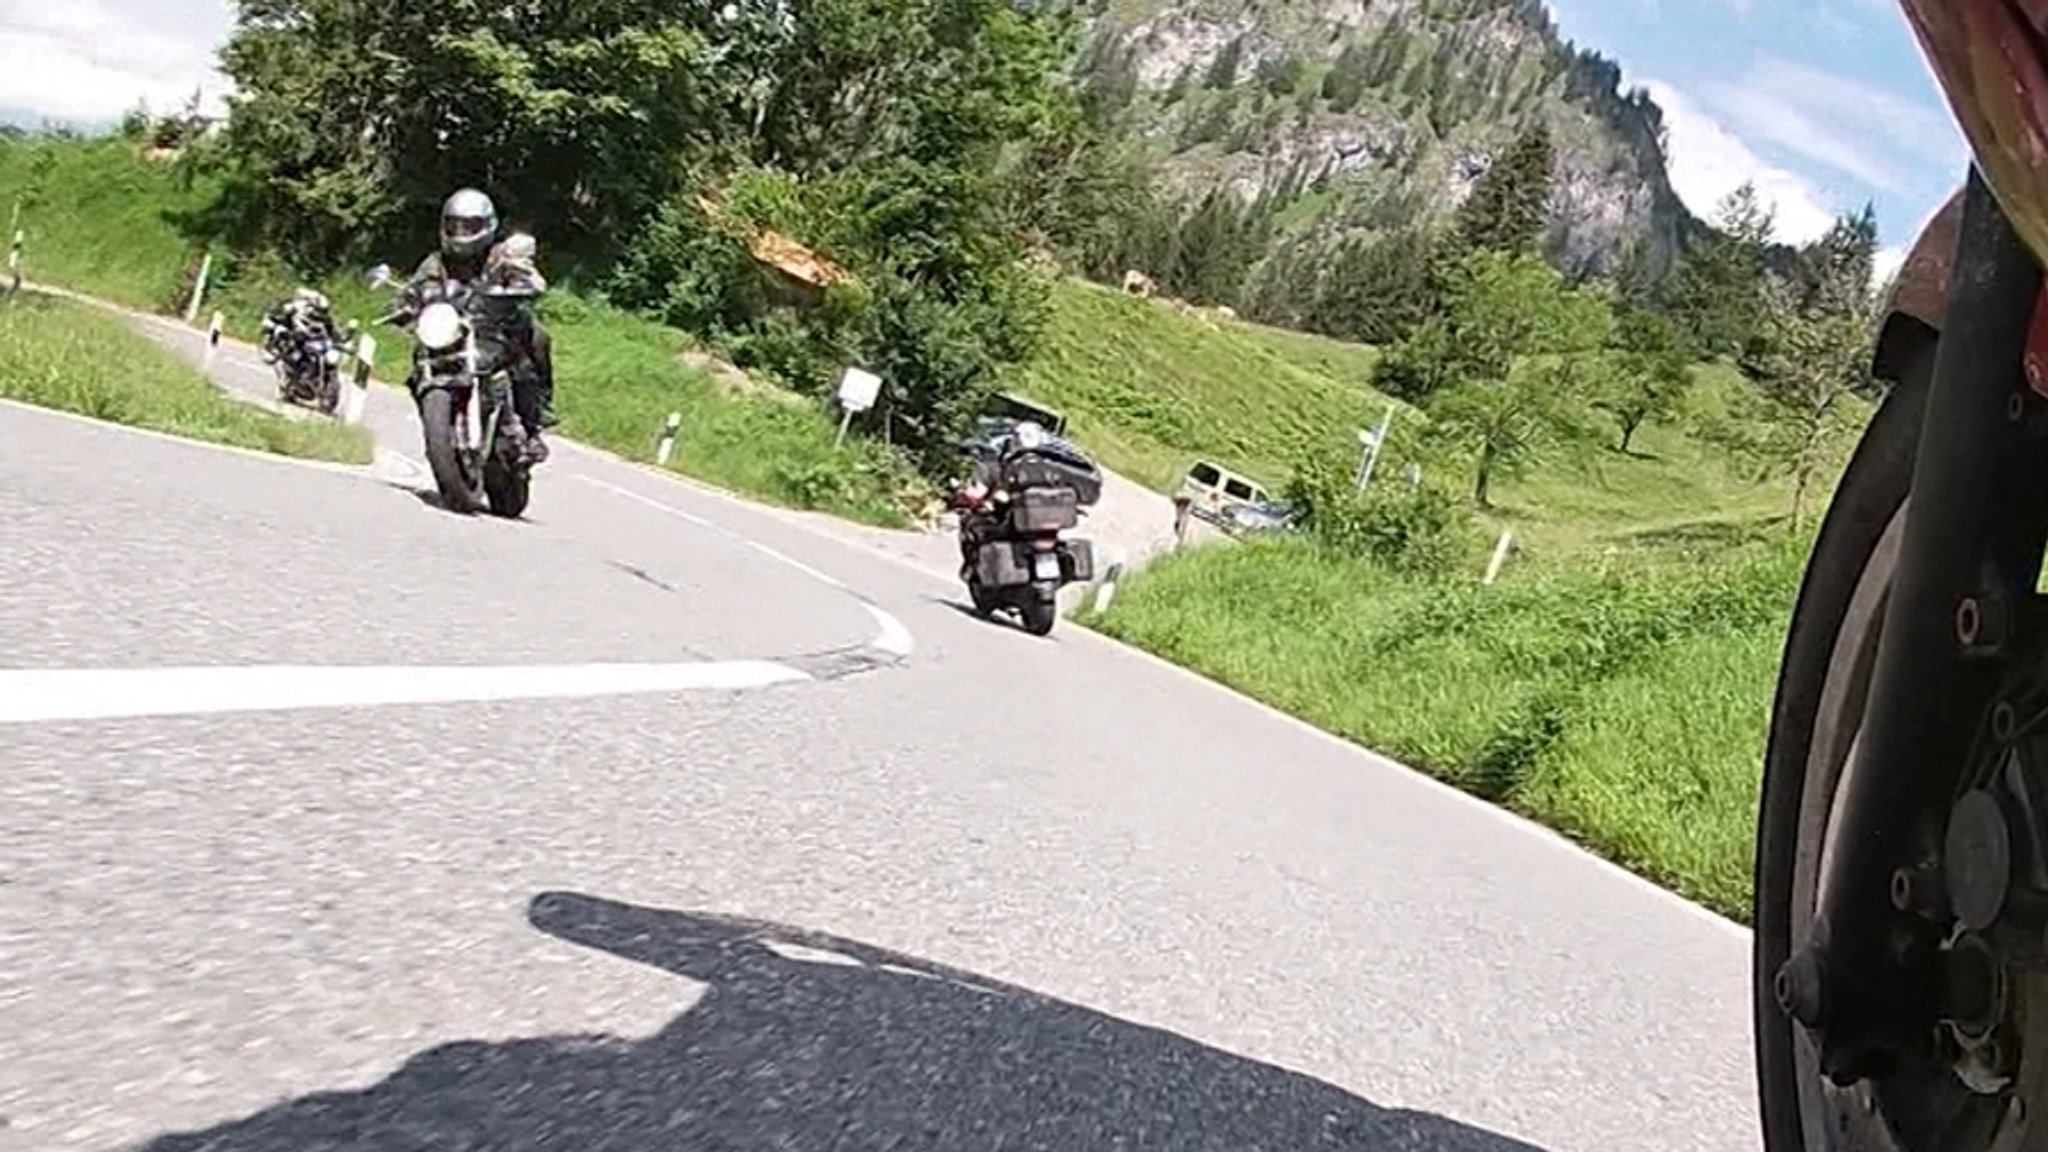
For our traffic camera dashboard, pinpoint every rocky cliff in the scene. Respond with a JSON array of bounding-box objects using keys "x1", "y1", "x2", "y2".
[{"x1": 1077, "y1": 0, "x2": 1702, "y2": 288}]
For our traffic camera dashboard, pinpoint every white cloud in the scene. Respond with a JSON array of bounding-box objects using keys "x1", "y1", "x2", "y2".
[
  {"x1": 1702, "y1": 56, "x2": 1963, "y2": 194},
  {"x1": 1873, "y1": 244, "x2": 1907, "y2": 286},
  {"x1": 1642, "y1": 79, "x2": 1839, "y2": 244},
  {"x1": 0, "y1": 0, "x2": 234, "y2": 125}
]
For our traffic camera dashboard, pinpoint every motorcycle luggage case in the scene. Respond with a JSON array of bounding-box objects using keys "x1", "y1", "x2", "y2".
[
  {"x1": 1001, "y1": 449, "x2": 1103, "y2": 508},
  {"x1": 1009, "y1": 485, "x2": 1080, "y2": 534}
]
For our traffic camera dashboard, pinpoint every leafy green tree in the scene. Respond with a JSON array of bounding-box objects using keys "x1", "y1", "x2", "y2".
[
  {"x1": 1662, "y1": 181, "x2": 1774, "y2": 363},
  {"x1": 1597, "y1": 305, "x2": 1692, "y2": 453},
  {"x1": 1390, "y1": 248, "x2": 1610, "y2": 506},
  {"x1": 1727, "y1": 211, "x2": 1881, "y2": 527}
]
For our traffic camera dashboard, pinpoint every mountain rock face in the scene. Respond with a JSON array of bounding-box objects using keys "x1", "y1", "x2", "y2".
[{"x1": 1077, "y1": 0, "x2": 1701, "y2": 286}]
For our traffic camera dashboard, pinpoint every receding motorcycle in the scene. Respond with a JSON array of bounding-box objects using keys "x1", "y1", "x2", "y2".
[
  {"x1": 259, "y1": 289, "x2": 347, "y2": 415},
  {"x1": 1755, "y1": 4, "x2": 2048, "y2": 1149},
  {"x1": 364, "y1": 253, "x2": 543, "y2": 518},
  {"x1": 952, "y1": 427, "x2": 1100, "y2": 637}
]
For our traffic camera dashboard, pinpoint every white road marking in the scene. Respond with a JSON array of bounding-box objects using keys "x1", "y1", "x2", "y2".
[
  {"x1": 574, "y1": 472, "x2": 714, "y2": 527},
  {"x1": 571, "y1": 471, "x2": 916, "y2": 662},
  {"x1": 745, "y1": 538, "x2": 848, "y2": 590},
  {"x1": 0, "y1": 660, "x2": 810, "y2": 725},
  {"x1": 864, "y1": 603, "x2": 915, "y2": 658}
]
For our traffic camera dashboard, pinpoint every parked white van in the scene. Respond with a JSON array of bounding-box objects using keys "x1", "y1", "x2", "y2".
[{"x1": 1176, "y1": 460, "x2": 1269, "y2": 526}]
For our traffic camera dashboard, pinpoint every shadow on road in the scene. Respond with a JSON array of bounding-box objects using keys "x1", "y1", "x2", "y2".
[{"x1": 138, "y1": 890, "x2": 1548, "y2": 1151}]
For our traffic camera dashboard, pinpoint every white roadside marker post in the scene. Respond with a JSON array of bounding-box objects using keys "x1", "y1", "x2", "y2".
[
  {"x1": 202, "y1": 310, "x2": 223, "y2": 371},
  {"x1": 182, "y1": 250, "x2": 213, "y2": 326},
  {"x1": 655, "y1": 411, "x2": 682, "y2": 466},
  {"x1": 6, "y1": 226, "x2": 22, "y2": 295},
  {"x1": 1483, "y1": 527, "x2": 1514, "y2": 586},
  {"x1": 1092, "y1": 561, "x2": 1126, "y2": 614},
  {"x1": 341, "y1": 332, "x2": 373, "y2": 426}
]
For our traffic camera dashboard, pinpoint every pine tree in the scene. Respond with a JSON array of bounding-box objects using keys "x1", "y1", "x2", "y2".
[
  {"x1": 1205, "y1": 35, "x2": 1247, "y2": 89},
  {"x1": 1451, "y1": 120, "x2": 1555, "y2": 256}
]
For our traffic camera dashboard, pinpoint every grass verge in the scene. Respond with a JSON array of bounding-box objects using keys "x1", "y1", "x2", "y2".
[
  {"x1": 0, "y1": 294, "x2": 374, "y2": 465},
  {"x1": 1078, "y1": 535, "x2": 1808, "y2": 922}
]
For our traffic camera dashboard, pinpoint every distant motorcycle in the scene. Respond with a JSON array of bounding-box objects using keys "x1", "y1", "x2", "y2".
[
  {"x1": 364, "y1": 249, "x2": 544, "y2": 518},
  {"x1": 952, "y1": 426, "x2": 1101, "y2": 636},
  {"x1": 259, "y1": 289, "x2": 347, "y2": 415}
]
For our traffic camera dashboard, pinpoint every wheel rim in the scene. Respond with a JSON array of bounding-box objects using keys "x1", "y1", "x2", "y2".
[{"x1": 1789, "y1": 500, "x2": 2031, "y2": 1151}]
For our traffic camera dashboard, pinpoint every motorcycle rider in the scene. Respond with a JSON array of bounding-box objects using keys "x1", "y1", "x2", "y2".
[
  {"x1": 402, "y1": 188, "x2": 556, "y2": 463},
  {"x1": 952, "y1": 420, "x2": 1050, "y2": 571},
  {"x1": 260, "y1": 287, "x2": 340, "y2": 375}
]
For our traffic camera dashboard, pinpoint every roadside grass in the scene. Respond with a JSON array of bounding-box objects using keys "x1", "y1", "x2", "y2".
[
  {"x1": 0, "y1": 137, "x2": 920, "y2": 527},
  {"x1": 0, "y1": 294, "x2": 373, "y2": 464},
  {"x1": 1079, "y1": 534, "x2": 1809, "y2": 921}
]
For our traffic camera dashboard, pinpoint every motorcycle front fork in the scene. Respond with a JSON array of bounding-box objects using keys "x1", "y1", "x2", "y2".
[{"x1": 1784, "y1": 167, "x2": 2048, "y2": 1083}]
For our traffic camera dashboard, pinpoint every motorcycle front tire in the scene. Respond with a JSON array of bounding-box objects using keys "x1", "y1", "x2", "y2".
[
  {"x1": 419, "y1": 388, "x2": 485, "y2": 514},
  {"x1": 483, "y1": 453, "x2": 531, "y2": 520},
  {"x1": 1753, "y1": 340, "x2": 1933, "y2": 1151}
]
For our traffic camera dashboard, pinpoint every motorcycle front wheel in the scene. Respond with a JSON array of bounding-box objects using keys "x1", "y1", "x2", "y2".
[
  {"x1": 483, "y1": 453, "x2": 530, "y2": 520},
  {"x1": 418, "y1": 388, "x2": 485, "y2": 514},
  {"x1": 1754, "y1": 337, "x2": 2048, "y2": 1150}
]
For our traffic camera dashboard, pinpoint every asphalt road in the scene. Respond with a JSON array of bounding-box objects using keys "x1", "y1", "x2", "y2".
[{"x1": 0, "y1": 304, "x2": 1759, "y2": 1151}]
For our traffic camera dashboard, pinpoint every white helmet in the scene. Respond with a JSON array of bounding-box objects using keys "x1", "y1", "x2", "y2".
[{"x1": 1012, "y1": 420, "x2": 1047, "y2": 453}]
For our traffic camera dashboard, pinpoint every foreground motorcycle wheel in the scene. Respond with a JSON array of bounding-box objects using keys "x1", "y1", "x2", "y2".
[
  {"x1": 1755, "y1": 338, "x2": 2048, "y2": 1151},
  {"x1": 418, "y1": 389, "x2": 485, "y2": 514},
  {"x1": 483, "y1": 455, "x2": 530, "y2": 520}
]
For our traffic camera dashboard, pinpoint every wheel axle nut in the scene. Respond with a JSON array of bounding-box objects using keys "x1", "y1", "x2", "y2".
[
  {"x1": 1957, "y1": 594, "x2": 2011, "y2": 652},
  {"x1": 1776, "y1": 948, "x2": 1827, "y2": 1028}
]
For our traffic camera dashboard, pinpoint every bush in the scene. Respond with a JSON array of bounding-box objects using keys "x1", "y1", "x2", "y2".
[{"x1": 1284, "y1": 456, "x2": 1470, "y2": 576}]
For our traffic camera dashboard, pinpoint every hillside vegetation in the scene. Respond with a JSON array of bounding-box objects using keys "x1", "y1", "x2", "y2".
[{"x1": 1064, "y1": 0, "x2": 1700, "y2": 339}]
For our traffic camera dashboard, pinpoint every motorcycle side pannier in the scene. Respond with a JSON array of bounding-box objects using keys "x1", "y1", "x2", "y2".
[
  {"x1": 1010, "y1": 485, "x2": 1080, "y2": 534},
  {"x1": 974, "y1": 540, "x2": 1031, "y2": 588},
  {"x1": 1060, "y1": 537, "x2": 1095, "y2": 584}
]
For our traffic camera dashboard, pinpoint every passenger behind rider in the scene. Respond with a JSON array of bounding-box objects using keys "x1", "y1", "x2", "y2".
[
  {"x1": 952, "y1": 421, "x2": 1050, "y2": 569},
  {"x1": 402, "y1": 188, "x2": 557, "y2": 463}
]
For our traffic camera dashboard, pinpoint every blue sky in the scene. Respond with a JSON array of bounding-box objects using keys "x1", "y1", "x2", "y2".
[
  {"x1": 1544, "y1": 0, "x2": 1967, "y2": 270},
  {"x1": 0, "y1": 0, "x2": 1970, "y2": 270}
]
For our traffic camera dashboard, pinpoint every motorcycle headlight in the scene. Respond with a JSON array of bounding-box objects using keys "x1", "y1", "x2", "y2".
[
  {"x1": 323, "y1": 347, "x2": 343, "y2": 366},
  {"x1": 415, "y1": 302, "x2": 466, "y2": 352}
]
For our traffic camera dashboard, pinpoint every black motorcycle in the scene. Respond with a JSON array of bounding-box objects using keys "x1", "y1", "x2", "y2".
[
  {"x1": 955, "y1": 433, "x2": 1102, "y2": 636},
  {"x1": 259, "y1": 293, "x2": 346, "y2": 415},
  {"x1": 364, "y1": 257, "x2": 543, "y2": 518}
]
